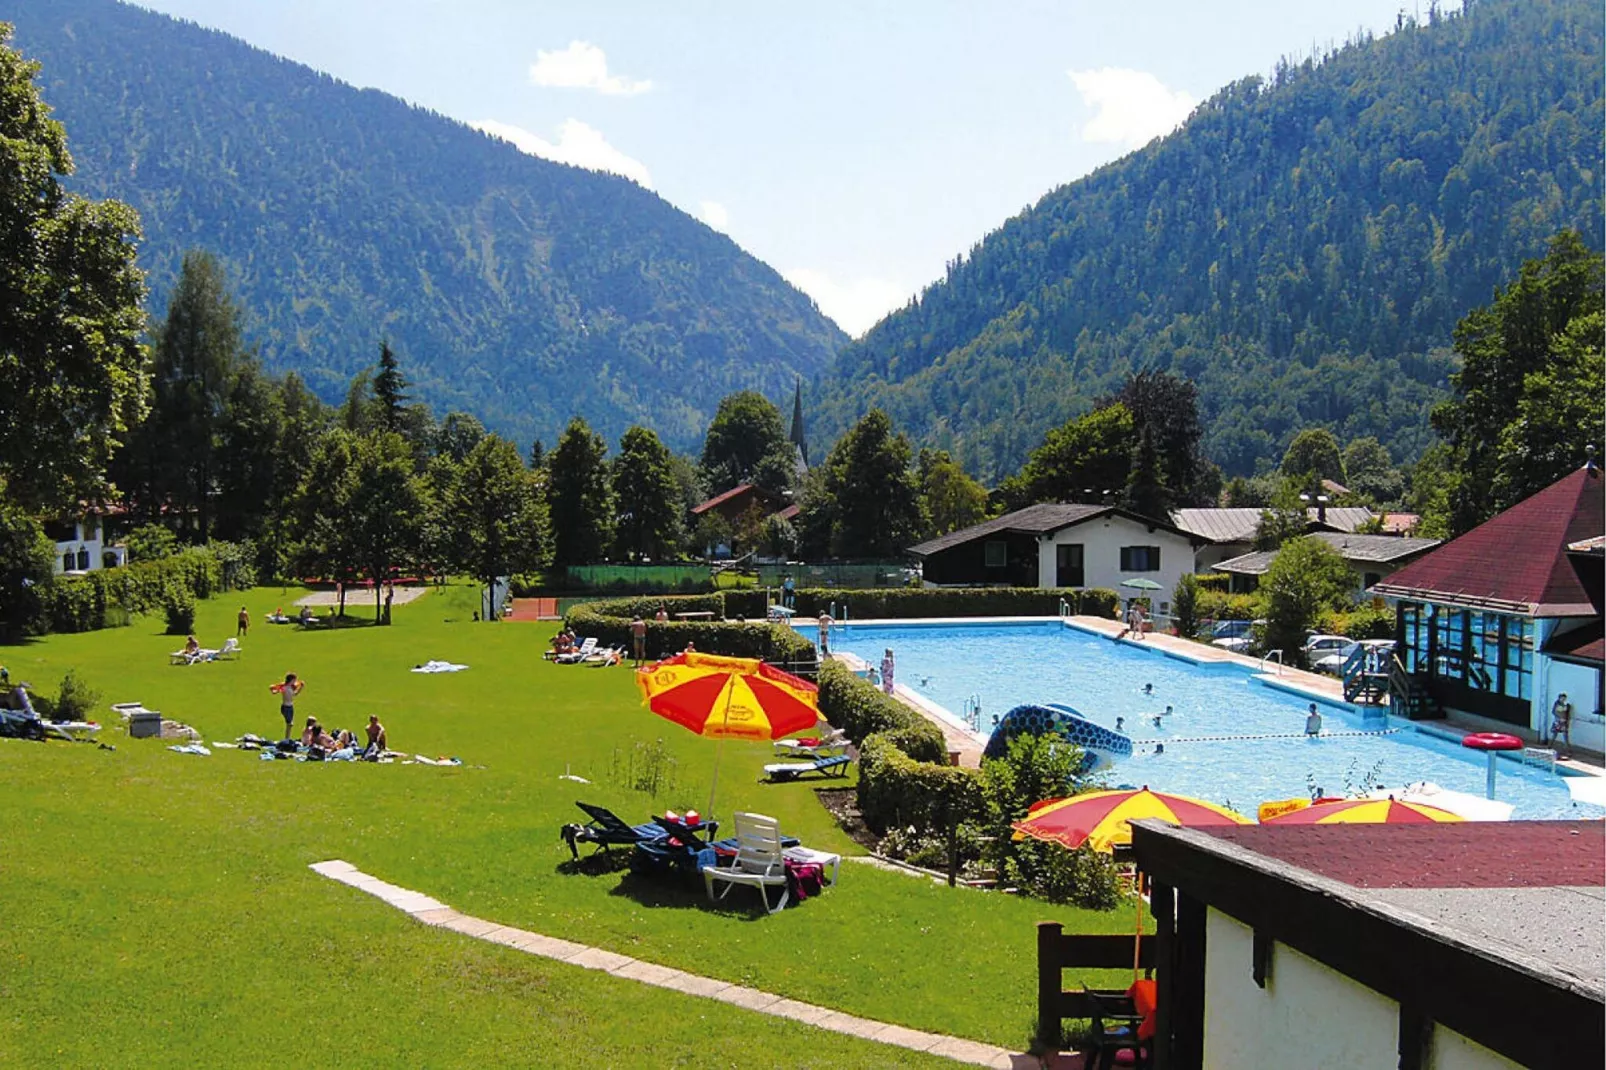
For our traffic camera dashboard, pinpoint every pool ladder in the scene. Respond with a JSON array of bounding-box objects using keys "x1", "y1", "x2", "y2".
[
  {"x1": 961, "y1": 694, "x2": 983, "y2": 734},
  {"x1": 1260, "y1": 649, "x2": 1285, "y2": 676}
]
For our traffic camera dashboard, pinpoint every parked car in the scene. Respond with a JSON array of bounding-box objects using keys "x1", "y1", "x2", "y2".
[
  {"x1": 1210, "y1": 619, "x2": 1262, "y2": 653},
  {"x1": 1315, "y1": 638, "x2": 1395, "y2": 675},
  {"x1": 1304, "y1": 634, "x2": 1357, "y2": 672}
]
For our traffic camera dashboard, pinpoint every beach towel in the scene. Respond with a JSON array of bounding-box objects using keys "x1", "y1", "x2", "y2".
[{"x1": 411, "y1": 660, "x2": 469, "y2": 674}]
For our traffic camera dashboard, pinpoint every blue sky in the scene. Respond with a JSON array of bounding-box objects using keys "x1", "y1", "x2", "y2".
[{"x1": 133, "y1": 0, "x2": 1432, "y2": 336}]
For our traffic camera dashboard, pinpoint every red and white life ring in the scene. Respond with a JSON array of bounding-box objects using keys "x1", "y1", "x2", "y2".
[{"x1": 1460, "y1": 732, "x2": 1524, "y2": 751}]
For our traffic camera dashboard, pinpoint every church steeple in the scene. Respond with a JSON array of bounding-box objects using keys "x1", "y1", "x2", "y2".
[{"x1": 789, "y1": 378, "x2": 808, "y2": 467}]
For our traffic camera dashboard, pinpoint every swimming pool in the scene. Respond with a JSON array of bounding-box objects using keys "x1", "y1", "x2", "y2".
[{"x1": 827, "y1": 620, "x2": 1602, "y2": 821}]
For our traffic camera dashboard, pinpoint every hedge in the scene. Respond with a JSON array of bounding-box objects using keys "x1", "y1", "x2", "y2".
[
  {"x1": 815, "y1": 660, "x2": 979, "y2": 833},
  {"x1": 38, "y1": 545, "x2": 255, "y2": 635},
  {"x1": 565, "y1": 593, "x2": 815, "y2": 664},
  {"x1": 790, "y1": 586, "x2": 1120, "y2": 620}
]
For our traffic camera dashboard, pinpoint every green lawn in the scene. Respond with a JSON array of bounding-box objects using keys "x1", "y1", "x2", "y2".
[{"x1": 0, "y1": 584, "x2": 1137, "y2": 1065}]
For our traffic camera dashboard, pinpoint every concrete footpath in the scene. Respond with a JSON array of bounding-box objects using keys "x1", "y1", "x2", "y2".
[{"x1": 310, "y1": 860, "x2": 1076, "y2": 1068}]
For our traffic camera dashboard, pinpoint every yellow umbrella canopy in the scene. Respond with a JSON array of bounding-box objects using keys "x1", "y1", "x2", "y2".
[
  {"x1": 636, "y1": 652, "x2": 819, "y2": 741},
  {"x1": 1257, "y1": 797, "x2": 1464, "y2": 825},
  {"x1": 1012, "y1": 787, "x2": 1251, "y2": 853}
]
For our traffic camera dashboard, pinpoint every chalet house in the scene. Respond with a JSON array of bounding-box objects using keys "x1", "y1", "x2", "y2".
[
  {"x1": 1170, "y1": 506, "x2": 1375, "y2": 571},
  {"x1": 908, "y1": 503, "x2": 1204, "y2": 611},
  {"x1": 43, "y1": 509, "x2": 126, "y2": 574},
  {"x1": 1211, "y1": 532, "x2": 1441, "y2": 596},
  {"x1": 1372, "y1": 464, "x2": 1603, "y2": 751},
  {"x1": 689, "y1": 484, "x2": 798, "y2": 558}
]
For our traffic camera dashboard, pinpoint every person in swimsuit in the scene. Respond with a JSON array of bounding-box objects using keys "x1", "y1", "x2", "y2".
[
  {"x1": 630, "y1": 615, "x2": 647, "y2": 666},
  {"x1": 237, "y1": 606, "x2": 250, "y2": 638},
  {"x1": 365, "y1": 715, "x2": 387, "y2": 756},
  {"x1": 275, "y1": 673, "x2": 304, "y2": 739}
]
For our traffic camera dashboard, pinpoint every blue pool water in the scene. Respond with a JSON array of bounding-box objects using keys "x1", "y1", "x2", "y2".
[{"x1": 828, "y1": 621, "x2": 1601, "y2": 821}]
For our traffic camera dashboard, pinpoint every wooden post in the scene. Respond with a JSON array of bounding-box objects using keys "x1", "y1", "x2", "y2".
[
  {"x1": 1150, "y1": 882, "x2": 1176, "y2": 1070},
  {"x1": 1037, "y1": 921, "x2": 1063, "y2": 1051}
]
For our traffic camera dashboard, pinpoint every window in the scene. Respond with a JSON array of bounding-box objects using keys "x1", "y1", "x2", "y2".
[
  {"x1": 984, "y1": 540, "x2": 1007, "y2": 568},
  {"x1": 1362, "y1": 571, "x2": 1382, "y2": 589},
  {"x1": 1056, "y1": 543, "x2": 1084, "y2": 587},
  {"x1": 1120, "y1": 546, "x2": 1161, "y2": 571},
  {"x1": 1501, "y1": 617, "x2": 1533, "y2": 701}
]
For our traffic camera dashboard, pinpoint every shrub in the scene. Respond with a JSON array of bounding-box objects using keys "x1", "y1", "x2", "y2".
[
  {"x1": 1194, "y1": 589, "x2": 1259, "y2": 623},
  {"x1": 123, "y1": 522, "x2": 179, "y2": 563},
  {"x1": 52, "y1": 670, "x2": 100, "y2": 723},
  {"x1": 1004, "y1": 839, "x2": 1121, "y2": 909},
  {"x1": 565, "y1": 595, "x2": 814, "y2": 664},
  {"x1": 857, "y1": 733, "x2": 984, "y2": 833},
  {"x1": 1172, "y1": 573, "x2": 1200, "y2": 637},
  {"x1": 1261, "y1": 537, "x2": 1354, "y2": 666},
  {"x1": 1194, "y1": 572, "x2": 1229, "y2": 592},
  {"x1": 36, "y1": 544, "x2": 252, "y2": 636},
  {"x1": 816, "y1": 660, "x2": 941, "y2": 748},
  {"x1": 1320, "y1": 601, "x2": 1395, "y2": 641},
  {"x1": 162, "y1": 586, "x2": 196, "y2": 635}
]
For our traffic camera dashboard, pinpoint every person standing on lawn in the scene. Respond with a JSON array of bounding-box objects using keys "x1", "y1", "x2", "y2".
[
  {"x1": 237, "y1": 606, "x2": 250, "y2": 638},
  {"x1": 272, "y1": 673, "x2": 304, "y2": 740},
  {"x1": 630, "y1": 614, "x2": 648, "y2": 667}
]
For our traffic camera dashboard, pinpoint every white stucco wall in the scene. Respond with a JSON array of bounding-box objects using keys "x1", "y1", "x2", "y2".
[
  {"x1": 1033, "y1": 515, "x2": 1195, "y2": 613},
  {"x1": 1535, "y1": 625, "x2": 1604, "y2": 754},
  {"x1": 1203, "y1": 909, "x2": 1399, "y2": 1070},
  {"x1": 1430, "y1": 1024, "x2": 1523, "y2": 1070},
  {"x1": 52, "y1": 519, "x2": 114, "y2": 574},
  {"x1": 1202, "y1": 909, "x2": 1525, "y2": 1070}
]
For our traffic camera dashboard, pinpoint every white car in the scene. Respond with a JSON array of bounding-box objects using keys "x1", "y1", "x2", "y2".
[
  {"x1": 1304, "y1": 634, "x2": 1357, "y2": 671},
  {"x1": 1210, "y1": 619, "x2": 1263, "y2": 654},
  {"x1": 1313, "y1": 637, "x2": 1396, "y2": 675}
]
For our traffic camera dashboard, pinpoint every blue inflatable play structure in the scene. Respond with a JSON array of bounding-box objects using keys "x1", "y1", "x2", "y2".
[{"x1": 983, "y1": 702, "x2": 1134, "y2": 772}]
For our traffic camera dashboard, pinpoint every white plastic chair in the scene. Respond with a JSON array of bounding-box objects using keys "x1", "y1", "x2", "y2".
[{"x1": 702, "y1": 811, "x2": 789, "y2": 914}]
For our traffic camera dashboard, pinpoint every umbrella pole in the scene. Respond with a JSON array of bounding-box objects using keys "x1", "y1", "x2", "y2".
[
  {"x1": 707, "y1": 680, "x2": 736, "y2": 817},
  {"x1": 1133, "y1": 880, "x2": 1144, "y2": 981}
]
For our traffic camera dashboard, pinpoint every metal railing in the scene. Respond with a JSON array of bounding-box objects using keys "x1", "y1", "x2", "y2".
[{"x1": 1259, "y1": 649, "x2": 1285, "y2": 675}]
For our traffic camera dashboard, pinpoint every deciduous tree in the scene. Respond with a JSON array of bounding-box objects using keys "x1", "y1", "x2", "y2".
[
  {"x1": 1260, "y1": 537, "x2": 1355, "y2": 666},
  {"x1": 700, "y1": 391, "x2": 793, "y2": 494},
  {"x1": 819, "y1": 409, "x2": 925, "y2": 558},
  {"x1": 0, "y1": 27, "x2": 147, "y2": 510},
  {"x1": 919, "y1": 449, "x2": 988, "y2": 537},
  {"x1": 444, "y1": 434, "x2": 547, "y2": 614},
  {"x1": 613, "y1": 426, "x2": 684, "y2": 561}
]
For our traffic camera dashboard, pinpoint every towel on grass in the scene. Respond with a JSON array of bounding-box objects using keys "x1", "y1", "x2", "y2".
[{"x1": 411, "y1": 660, "x2": 468, "y2": 674}]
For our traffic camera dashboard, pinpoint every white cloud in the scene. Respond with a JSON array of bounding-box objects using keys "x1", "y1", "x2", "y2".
[
  {"x1": 698, "y1": 201, "x2": 730, "y2": 231},
  {"x1": 472, "y1": 118, "x2": 652, "y2": 188},
  {"x1": 1067, "y1": 67, "x2": 1196, "y2": 149},
  {"x1": 783, "y1": 268, "x2": 911, "y2": 338},
  {"x1": 529, "y1": 41, "x2": 652, "y2": 96}
]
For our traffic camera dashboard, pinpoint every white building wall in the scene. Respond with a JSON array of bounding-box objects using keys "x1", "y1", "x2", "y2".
[
  {"x1": 1034, "y1": 516, "x2": 1195, "y2": 614},
  {"x1": 1203, "y1": 908, "x2": 1398, "y2": 1070},
  {"x1": 1430, "y1": 1025, "x2": 1523, "y2": 1070},
  {"x1": 1535, "y1": 621, "x2": 1604, "y2": 754},
  {"x1": 52, "y1": 519, "x2": 117, "y2": 574},
  {"x1": 1202, "y1": 909, "x2": 1524, "y2": 1070}
]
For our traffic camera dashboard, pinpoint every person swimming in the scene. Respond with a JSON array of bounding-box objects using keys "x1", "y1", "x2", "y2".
[
  {"x1": 1163, "y1": 704, "x2": 1174, "y2": 717},
  {"x1": 1142, "y1": 683, "x2": 1154, "y2": 696},
  {"x1": 1152, "y1": 715, "x2": 1163, "y2": 729},
  {"x1": 1154, "y1": 743, "x2": 1165, "y2": 755},
  {"x1": 1115, "y1": 716, "x2": 1125, "y2": 732}
]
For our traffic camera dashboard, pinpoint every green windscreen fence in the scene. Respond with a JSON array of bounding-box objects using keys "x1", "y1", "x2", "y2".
[{"x1": 558, "y1": 562, "x2": 914, "y2": 593}]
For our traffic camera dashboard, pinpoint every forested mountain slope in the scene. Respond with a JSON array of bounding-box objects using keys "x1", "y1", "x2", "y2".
[
  {"x1": 6, "y1": 0, "x2": 845, "y2": 451},
  {"x1": 814, "y1": 0, "x2": 1602, "y2": 480}
]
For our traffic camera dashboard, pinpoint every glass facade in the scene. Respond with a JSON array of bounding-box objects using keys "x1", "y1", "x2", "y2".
[{"x1": 1399, "y1": 601, "x2": 1533, "y2": 710}]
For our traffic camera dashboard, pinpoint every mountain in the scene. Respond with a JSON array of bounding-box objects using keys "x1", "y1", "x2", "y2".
[
  {"x1": 5, "y1": 0, "x2": 845, "y2": 452},
  {"x1": 812, "y1": 0, "x2": 1603, "y2": 481}
]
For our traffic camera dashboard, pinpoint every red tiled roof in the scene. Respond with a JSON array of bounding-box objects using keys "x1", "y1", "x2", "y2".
[
  {"x1": 1378, "y1": 511, "x2": 1420, "y2": 535},
  {"x1": 1372, "y1": 466, "x2": 1604, "y2": 616},
  {"x1": 1204, "y1": 822, "x2": 1605, "y2": 889},
  {"x1": 691, "y1": 483, "x2": 756, "y2": 515},
  {"x1": 774, "y1": 503, "x2": 800, "y2": 522}
]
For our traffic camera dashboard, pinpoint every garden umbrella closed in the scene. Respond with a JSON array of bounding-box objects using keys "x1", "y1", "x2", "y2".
[
  {"x1": 1258, "y1": 797, "x2": 1463, "y2": 825},
  {"x1": 636, "y1": 651, "x2": 820, "y2": 813}
]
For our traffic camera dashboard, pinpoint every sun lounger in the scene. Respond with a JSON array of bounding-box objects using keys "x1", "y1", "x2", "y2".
[
  {"x1": 554, "y1": 637, "x2": 597, "y2": 664},
  {"x1": 773, "y1": 727, "x2": 848, "y2": 759},
  {"x1": 762, "y1": 753, "x2": 852, "y2": 782},
  {"x1": 783, "y1": 844, "x2": 842, "y2": 886},
  {"x1": 582, "y1": 646, "x2": 624, "y2": 667},
  {"x1": 561, "y1": 801, "x2": 667, "y2": 860}
]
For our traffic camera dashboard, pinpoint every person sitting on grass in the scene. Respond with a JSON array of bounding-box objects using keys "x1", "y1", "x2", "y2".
[
  {"x1": 301, "y1": 716, "x2": 320, "y2": 748},
  {"x1": 297, "y1": 605, "x2": 314, "y2": 626},
  {"x1": 182, "y1": 634, "x2": 201, "y2": 662},
  {"x1": 364, "y1": 714, "x2": 387, "y2": 757}
]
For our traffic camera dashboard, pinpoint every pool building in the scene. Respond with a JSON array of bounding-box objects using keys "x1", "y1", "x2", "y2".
[{"x1": 1375, "y1": 463, "x2": 1604, "y2": 754}]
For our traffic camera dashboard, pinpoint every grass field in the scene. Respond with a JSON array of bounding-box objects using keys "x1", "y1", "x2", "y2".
[{"x1": 0, "y1": 584, "x2": 1137, "y2": 1066}]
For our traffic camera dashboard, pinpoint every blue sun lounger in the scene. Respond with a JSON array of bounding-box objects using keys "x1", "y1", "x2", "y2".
[
  {"x1": 761, "y1": 753, "x2": 852, "y2": 783},
  {"x1": 561, "y1": 801, "x2": 668, "y2": 860}
]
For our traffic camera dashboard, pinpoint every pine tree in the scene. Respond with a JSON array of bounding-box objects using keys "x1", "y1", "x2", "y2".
[
  {"x1": 547, "y1": 418, "x2": 615, "y2": 566},
  {"x1": 373, "y1": 342, "x2": 409, "y2": 433}
]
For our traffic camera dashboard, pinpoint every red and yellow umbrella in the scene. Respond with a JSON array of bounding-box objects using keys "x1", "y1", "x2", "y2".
[
  {"x1": 636, "y1": 652, "x2": 819, "y2": 741},
  {"x1": 636, "y1": 652, "x2": 821, "y2": 814},
  {"x1": 1258, "y1": 797, "x2": 1463, "y2": 825},
  {"x1": 1012, "y1": 787, "x2": 1251, "y2": 853}
]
